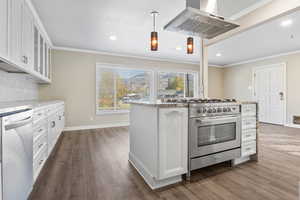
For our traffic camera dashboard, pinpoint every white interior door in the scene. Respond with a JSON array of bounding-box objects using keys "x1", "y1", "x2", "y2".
[{"x1": 253, "y1": 64, "x2": 285, "y2": 125}]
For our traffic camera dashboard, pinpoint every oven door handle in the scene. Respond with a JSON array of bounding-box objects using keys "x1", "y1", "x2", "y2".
[{"x1": 195, "y1": 115, "x2": 240, "y2": 124}]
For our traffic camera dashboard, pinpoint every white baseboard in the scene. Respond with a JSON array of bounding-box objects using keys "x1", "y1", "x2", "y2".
[
  {"x1": 285, "y1": 124, "x2": 300, "y2": 129},
  {"x1": 63, "y1": 122, "x2": 129, "y2": 132},
  {"x1": 129, "y1": 152, "x2": 182, "y2": 190}
]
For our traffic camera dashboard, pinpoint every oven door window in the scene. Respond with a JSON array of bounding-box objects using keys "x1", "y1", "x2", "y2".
[{"x1": 197, "y1": 122, "x2": 236, "y2": 147}]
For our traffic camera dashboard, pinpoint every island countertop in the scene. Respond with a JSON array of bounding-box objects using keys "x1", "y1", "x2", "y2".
[
  {"x1": 129, "y1": 100, "x2": 258, "y2": 108},
  {"x1": 128, "y1": 101, "x2": 188, "y2": 108}
]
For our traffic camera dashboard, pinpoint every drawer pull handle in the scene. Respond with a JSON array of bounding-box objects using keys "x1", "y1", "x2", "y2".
[
  {"x1": 37, "y1": 113, "x2": 42, "y2": 116},
  {"x1": 246, "y1": 147, "x2": 252, "y2": 151},
  {"x1": 51, "y1": 121, "x2": 56, "y2": 128},
  {"x1": 39, "y1": 159, "x2": 44, "y2": 165},
  {"x1": 38, "y1": 129, "x2": 43, "y2": 132},
  {"x1": 38, "y1": 143, "x2": 43, "y2": 149}
]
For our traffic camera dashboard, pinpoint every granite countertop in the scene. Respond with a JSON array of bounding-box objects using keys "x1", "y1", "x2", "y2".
[
  {"x1": 128, "y1": 101, "x2": 188, "y2": 108},
  {"x1": 0, "y1": 100, "x2": 64, "y2": 115}
]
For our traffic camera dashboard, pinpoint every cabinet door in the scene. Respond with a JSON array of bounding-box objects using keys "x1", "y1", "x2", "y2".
[
  {"x1": 0, "y1": 0, "x2": 8, "y2": 60},
  {"x1": 47, "y1": 47, "x2": 51, "y2": 79},
  {"x1": 9, "y1": 0, "x2": 23, "y2": 66},
  {"x1": 158, "y1": 108, "x2": 188, "y2": 180},
  {"x1": 21, "y1": 1, "x2": 34, "y2": 69},
  {"x1": 39, "y1": 35, "x2": 44, "y2": 75},
  {"x1": 33, "y1": 25, "x2": 39, "y2": 73}
]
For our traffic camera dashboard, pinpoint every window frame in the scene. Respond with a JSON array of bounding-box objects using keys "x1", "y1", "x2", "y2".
[
  {"x1": 96, "y1": 63, "x2": 199, "y2": 115},
  {"x1": 96, "y1": 63, "x2": 155, "y2": 115},
  {"x1": 157, "y1": 70, "x2": 199, "y2": 99}
]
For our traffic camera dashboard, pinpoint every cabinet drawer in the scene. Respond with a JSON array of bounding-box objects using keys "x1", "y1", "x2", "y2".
[
  {"x1": 33, "y1": 145, "x2": 47, "y2": 178},
  {"x1": 242, "y1": 117, "x2": 257, "y2": 130},
  {"x1": 190, "y1": 148, "x2": 241, "y2": 170},
  {"x1": 33, "y1": 109, "x2": 46, "y2": 123},
  {"x1": 241, "y1": 141, "x2": 256, "y2": 157},
  {"x1": 33, "y1": 133, "x2": 47, "y2": 156},
  {"x1": 242, "y1": 129, "x2": 256, "y2": 142},
  {"x1": 242, "y1": 104, "x2": 256, "y2": 117},
  {"x1": 33, "y1": 121, "x2": 47, "y2": 139}
]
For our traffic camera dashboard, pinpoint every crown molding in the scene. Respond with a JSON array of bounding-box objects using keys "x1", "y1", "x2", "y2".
[
  {"x1": 53, "y1": 46, "x2": 202, "y2": 65},
  {"x1": 223, "y1": 49, "x2": 300, "y2": 67},
  {"x1": 229, "y1": 0, "x2": 273, "y2": 20}
]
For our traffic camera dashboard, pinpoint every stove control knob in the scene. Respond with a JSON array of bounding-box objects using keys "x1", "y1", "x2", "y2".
[
  {"x1": 212, "y1": 108, "x2": 217, "y2": 113},
  {"x1": 227, "y1": 108, "x2": 231, "y2": 112},
  {"x1": 217, "y1": 108, "x2": 222, "y2": 113},
  {"x1": 203, "y1": 108, "x2": 207, "y2": 113},
  {"x1": 223, "y1": 108, "x2": 227, "y2": 112},
  {"x1": 207, "y1": 108, "x2": 212, "y2": 113},
  {"x1": 197, "y1": 109, "x2": 202, "y2": 113}
]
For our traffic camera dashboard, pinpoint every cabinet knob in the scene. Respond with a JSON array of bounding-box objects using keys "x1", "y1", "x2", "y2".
[{"x1": 51, "y1": 121, "x2": 56, "y2": 128}]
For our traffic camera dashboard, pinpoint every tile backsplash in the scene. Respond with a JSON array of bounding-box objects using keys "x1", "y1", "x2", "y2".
[{"x1": 0, "y1": 69, "x2": 38, "y2": 102}]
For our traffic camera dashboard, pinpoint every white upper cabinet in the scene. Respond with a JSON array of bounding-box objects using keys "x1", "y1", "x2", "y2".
[
  {"x1": 0, "y1": 0, "x2": 9, "y2": 60},
  {"x1": 21, "y1": 1, "x2": 34, "y2": 69},
  {"x1": 9, "y1": 0, "x2": 23, "y2": 67},
  {"x1": 33, "y1": 23, "x2": 51, "y2": 80},
  {"x1": 2, "y1": 0, "x2": 52, "y2": 83}
]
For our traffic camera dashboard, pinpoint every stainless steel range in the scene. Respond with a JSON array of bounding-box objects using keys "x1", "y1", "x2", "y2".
[
  {"x1": 186, "y1": 99, "x2": 241, "y2": 178},
  {"x1": 161, "y1": 98, "x2": 242, "y2": 178}
]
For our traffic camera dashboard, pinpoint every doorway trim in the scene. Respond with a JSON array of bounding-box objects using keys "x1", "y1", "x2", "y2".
[{"x1": 251, "y1": 62, "x2": 287, "y2": 126}]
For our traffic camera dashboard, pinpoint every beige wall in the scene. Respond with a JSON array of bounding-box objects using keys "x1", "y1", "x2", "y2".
[
  {"x1": 223, "y1": 51, "x2": 300, "y2": 124},
  {"x1": 208, "y1": 67, "x2": 224, "y2": 99},
  {"x1": 39, "y1": 50, "x2": 224, "y2": 127}
]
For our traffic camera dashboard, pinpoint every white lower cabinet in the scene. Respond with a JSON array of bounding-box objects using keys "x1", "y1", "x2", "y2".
[
  {"x1": 234, "y1": 103, "x2": 258, "y2": 165},
  {"x1": 129, "y1": 105, "x2": 188, "y2": 189},
  {"x1": 158, "y1": 108, "x2": 188, "y2": 180},
  {"x1": 32, "y1": 102, "x2": 65, "y2": 181}
]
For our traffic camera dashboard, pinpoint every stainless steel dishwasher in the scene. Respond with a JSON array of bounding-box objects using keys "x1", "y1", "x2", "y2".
[{"x1": 0, "y1": 107, "x2": 33, "y2": 200}]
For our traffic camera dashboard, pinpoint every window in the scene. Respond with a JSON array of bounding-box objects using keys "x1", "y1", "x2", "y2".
[
  {"x1": 96, "y1": 65, "x2": 152, "y2": 113},
  {"x1": 96, "y1": 64, "x2": 198, "y2": 114},
  {"x1": 158, "y1": 72, "x2": 197, "y2": 99}
]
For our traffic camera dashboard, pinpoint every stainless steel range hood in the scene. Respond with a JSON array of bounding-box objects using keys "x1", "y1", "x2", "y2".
[{"x1": 164, "y1": 0, "x2": 239, "y2": 39}]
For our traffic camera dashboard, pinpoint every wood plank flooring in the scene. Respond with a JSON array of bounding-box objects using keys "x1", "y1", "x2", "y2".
[{"x1": 29, "y1": 124, "x2": 300, "y2": 200}]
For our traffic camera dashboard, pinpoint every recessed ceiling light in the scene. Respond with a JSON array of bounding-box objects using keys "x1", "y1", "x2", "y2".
[
  {"x1": 216, "y1": 53, "x2": 222, "y2": 57},
  {"x1": 176, "y1": 46, "x2": 182, "y2": 51},
  {"x1": 109, "y1": 35, "x2": 117, "y2": 41},
  {"x1": 281, "y1": 19, "x2": 293, "y2": 27}
]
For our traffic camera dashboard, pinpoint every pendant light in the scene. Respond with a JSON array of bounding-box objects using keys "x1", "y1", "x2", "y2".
[
  {"x1": 187, "y1": 37, "x2": 194, "y2": 54},
  {"x1": 150, "y1": 11, "x2": 159, "y2": 51}
]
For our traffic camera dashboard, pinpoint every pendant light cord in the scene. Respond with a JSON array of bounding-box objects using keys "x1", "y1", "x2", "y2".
[{"x1": 151, "y1": 11, "x2": 158, "y2": 32}]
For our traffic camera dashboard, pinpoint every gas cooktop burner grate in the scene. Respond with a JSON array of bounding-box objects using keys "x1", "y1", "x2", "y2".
[{"x1": 163, "y1": 98, "x2": 237, "y2": 104}]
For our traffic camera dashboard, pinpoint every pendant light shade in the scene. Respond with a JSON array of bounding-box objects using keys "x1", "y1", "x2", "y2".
[
  {"x1": 151, "y1": 11, "x2": 159, "y2": 51},
  {"x1": 187, "y1": 37, "x2": 194, "y2": 54},
  {"x1": 151, "y1": 31, "x2": 158, "y2": 51}
]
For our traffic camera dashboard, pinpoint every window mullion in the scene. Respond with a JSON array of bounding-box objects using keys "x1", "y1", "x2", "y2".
[
  {"x1": 114, "y1": 71, "x2": 117, "y2": 111},
  {"x1": 184, "y1": 73, "x2": 187, "y2": 98}
]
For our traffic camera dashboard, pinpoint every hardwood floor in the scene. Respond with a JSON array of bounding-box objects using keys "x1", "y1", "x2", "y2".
[{"x1": 29, "y1": 124, "x2": 300, "y2": 200}]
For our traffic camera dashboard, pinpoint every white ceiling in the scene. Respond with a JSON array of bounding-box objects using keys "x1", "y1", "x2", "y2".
[
  {"x1": 32, "y1": 0, "x2": 268, "y2": 64},
  {"x1": 209, "y1": 9, "x2": 300, "y2": 66}
]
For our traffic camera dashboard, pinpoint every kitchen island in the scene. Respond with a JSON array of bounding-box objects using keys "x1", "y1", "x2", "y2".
[
  {"x1": 129, "y1": 101, "x2": 189, "y2": 189},
  {"x1": 129, "y1": 100, "x2": 259, "y2": 189}
]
